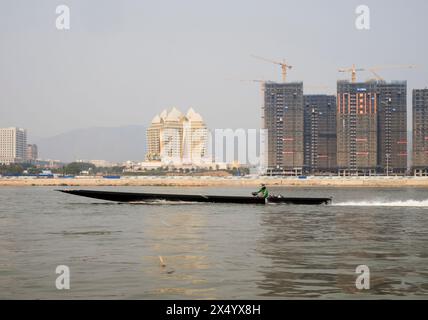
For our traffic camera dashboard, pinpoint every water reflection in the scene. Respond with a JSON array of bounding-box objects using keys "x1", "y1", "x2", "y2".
[
  {"x1": 0, "y1": 213, "x2": 18, "y2": 295},
  {"x1": 1, "y1": 186, "x2": 428, "y2": 299},
  {"x1": 141, "y1": 208, "x2": 215, "y2": 299},
  {"x1": 256, "y1": 208, "x2": 341, "y2": 298},
  {"x1": 256, "y1": 205, "x2": 428, "y2": 298}
]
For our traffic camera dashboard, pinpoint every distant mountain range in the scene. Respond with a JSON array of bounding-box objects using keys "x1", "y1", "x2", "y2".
[{"x1": 36, "y1": 125, "x2": 146, "y2": 163}]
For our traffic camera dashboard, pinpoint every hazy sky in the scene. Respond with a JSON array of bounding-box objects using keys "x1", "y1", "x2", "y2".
[{"x1": 0, "y1": 0, "x2": 427, "y2": 140}]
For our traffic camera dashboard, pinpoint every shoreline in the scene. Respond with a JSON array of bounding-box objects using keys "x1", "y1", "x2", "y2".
[{"x1": 2, "y1": 176, "x2": 428, "y2": 187}]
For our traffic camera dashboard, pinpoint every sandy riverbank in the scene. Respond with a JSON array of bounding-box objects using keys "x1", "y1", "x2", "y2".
[{"x1": 2, "y1": 176, "x2": 428, "y2": 187}]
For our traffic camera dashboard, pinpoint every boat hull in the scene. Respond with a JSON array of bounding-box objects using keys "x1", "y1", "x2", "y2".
[{"x1": 58, "y1": 190, "x2": 332, "y2": 205}]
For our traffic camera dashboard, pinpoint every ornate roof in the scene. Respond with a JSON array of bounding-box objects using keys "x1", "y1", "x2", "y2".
[
  {"x1": 165, "y1": 107, "x2": 183, "y2": 121},
  {"x1": 151, "y1": 115, "x2": 161, "y2": 124},
  {"x1": 159, "y1": 109, "x2": 168, "y2": 120},
  {"x1": 186, "y1": 107, "x2": 204, "y2": 122}
]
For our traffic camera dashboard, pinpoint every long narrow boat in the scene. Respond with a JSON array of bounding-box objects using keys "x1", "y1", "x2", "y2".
[{"x1": 58, "y1": 190, "x2": 332, "y2": 205}]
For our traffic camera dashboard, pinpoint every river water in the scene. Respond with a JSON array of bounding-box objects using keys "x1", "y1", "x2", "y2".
[{"x1": 1, "y1": 186, "x2": 428, "y2": 299}]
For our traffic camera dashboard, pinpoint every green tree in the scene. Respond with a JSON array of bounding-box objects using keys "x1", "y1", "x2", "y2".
[
  {"x1": 0, "y1": 164, "x2": 24, "y2": 175},
  {"x1": 27, "y1": 167, "x2": 43, "y2": 175},
  {"x1": 64, "y1": 162, "x2": 96, "y2": 175}
]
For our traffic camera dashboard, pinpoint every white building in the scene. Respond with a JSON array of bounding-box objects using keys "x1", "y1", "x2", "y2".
[
  {"x1": 146, "y1": 107, "x2": 208, "y2": 165},
  {"x1": 161, "y1": 107, "x2": 184, "y2": 162},
  {"x1": 182, "y1": 108, "x2": 208, "y2": 164},
  {"x1": 0, "y1": 127, "x2": 27, "y2": 164},
  {"x1": 88, "y1": 160, "x2": 118, "y2": 168}
]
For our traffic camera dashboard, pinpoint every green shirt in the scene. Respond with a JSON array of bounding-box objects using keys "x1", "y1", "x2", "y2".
[{"x1": 257, "y1": 186, "x2": 269, "y2": 198}]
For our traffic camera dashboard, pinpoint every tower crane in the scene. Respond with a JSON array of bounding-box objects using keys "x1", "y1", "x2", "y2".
[
  {"x1": 239, "y1": 79, "x2": 266, "y2": 84},
  {"x1": 251, "y1": 55, "x2": 293, "y2": 82},
  {"x1": 367, "y1": 65, "x2": 417, "y2": 81},
  {"x1": 239, "y1": 79, "x2": 269, "y2": 94},
  {"x1": 338, "y1": 64, "x2": 417, "y2": 83},
  {"x1": 338, "y1": 64, "x2": 365, "y2": 83}
]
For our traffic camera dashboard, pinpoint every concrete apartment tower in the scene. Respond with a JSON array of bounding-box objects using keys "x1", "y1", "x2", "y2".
[
  {"x1": 412, "y1": 89, "x2": 428, "y2": 175},
  {"x1": 264, "y1": 82, "x2": 304, "y2": 175},
  {"x1": 377, "y1": 81, "x2": 407, "y2": 174},
  {"x1": 303, "y1": 95, "x2": 337, "y2": 174},
  {"x1": 0, "y1": 127, "x2": 27, "y2": 165},
  {"x1": 337, "y1": 80, "x2": 408, "y2": 175},
  {"x1": 26, "y1": 144, "x2": 38, "y2": 162},
  {"x1": 337, "y1": 81, "x2": 378, "y2": 175}
]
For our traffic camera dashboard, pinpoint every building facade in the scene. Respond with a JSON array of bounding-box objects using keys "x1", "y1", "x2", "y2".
[
  {"x1": 0, "y1": 127, "x2": 27, "y2": 165},
  {"x1": 160, "y1": 108, "x2": 184, "y2": 161},
  {"x1": 182, "y1": 108, "x2": 208, "y2": 164},
  {"x1": 146, "y1": 107, "x2": 208, "y2": 165},
  {"x1": 413, "y1": 89, "x2": 428, "y2": 175},
  {"x1": 337, "y1": 81, "x2": 378, "y2": 175},
  {"x1": 26, "y1": 144, "x2": 38, "y2": 162},
  {"x1": 377, "y1": 81, "x2": 407, "y2": 174},
  {"x1": 304, "y1": 95, "x2": 337, "y2": 174},
  {"x1": 264, "y1": 82, "x2": 304, "y2": 175},
  {"x1": 146, "y1": 114, "x2": 163, "y2": 161}
]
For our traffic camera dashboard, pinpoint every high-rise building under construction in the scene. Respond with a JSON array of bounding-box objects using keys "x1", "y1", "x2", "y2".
[
  {"x1": 412, "y1": 89, "x2": 428, "y2": 175},
  {"x1": 337, "y1": 81, "x2": 378, "y2": 175},
  {"x1": 337, "y1": 80, "x2": 407, "y2": 175},
  {"x1": 377, "y1": 81, "x2": 407, "y2": 174},
  {"x1": 264, "y1": 82, "x2": 304, "y2": 174},
  {"x1": 303, "y1": 95, "x2": 337, "y2": 173}
]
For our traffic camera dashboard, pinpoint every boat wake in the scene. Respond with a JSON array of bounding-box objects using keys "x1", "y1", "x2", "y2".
[{"x1": 333, "y1": 199, "x2": 428, "y2": 207}]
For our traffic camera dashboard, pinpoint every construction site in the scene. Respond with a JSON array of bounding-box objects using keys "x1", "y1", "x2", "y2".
[{"x1": 250, "y1": 56, "x2": 420, "y2": 176}]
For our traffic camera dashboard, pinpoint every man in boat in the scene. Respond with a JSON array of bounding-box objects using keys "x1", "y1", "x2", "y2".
[{"x1": 252, "y1": 183, "x2": 269, "y2": 199}]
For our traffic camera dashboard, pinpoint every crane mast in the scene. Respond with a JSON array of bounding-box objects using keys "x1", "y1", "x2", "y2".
[{"x1": 251, "y1": 55, "x2": 292, "y2": 82}]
